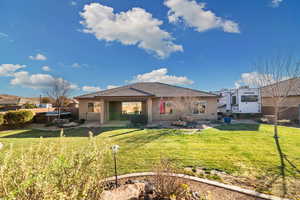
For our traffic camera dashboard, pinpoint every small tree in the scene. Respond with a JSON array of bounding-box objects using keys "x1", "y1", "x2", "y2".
[
  {"x1": 252, "y1": 56, "x2": 300, "y2": 134},
  {"x1": 251, "y1": 56, "x2": 300, "y2": 196},
  {"x1": 44, "y1": 78, "x2": 74, "y2": 119}
]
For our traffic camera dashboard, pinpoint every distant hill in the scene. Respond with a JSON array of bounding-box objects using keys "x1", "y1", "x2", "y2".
[
  {"x1": 0, "y1": 94, "x2": 41, "y2": 100},
  {"x1": 0, "y1": 94, "x2": 41, "y2": 106},
  {"x1": 0, "y1": 94, "x2": 20, "y2": 100}
]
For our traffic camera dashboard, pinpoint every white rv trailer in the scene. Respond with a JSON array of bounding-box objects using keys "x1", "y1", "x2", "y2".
[{"x1": 217, "y1": 87, "x2": 261, "y2": 114}]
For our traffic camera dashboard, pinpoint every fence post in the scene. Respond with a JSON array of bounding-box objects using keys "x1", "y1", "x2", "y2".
[{"x1": 298, "y1": 104, "x2": 300, "y2": 124}]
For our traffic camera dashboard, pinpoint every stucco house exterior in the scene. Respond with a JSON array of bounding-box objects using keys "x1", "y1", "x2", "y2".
[
  {"x1": 261, "y1": 78, "x2": 300, "y2": 121},
  {"x1": 75, "y1": 82, "x2": 218, "y2": 124}
]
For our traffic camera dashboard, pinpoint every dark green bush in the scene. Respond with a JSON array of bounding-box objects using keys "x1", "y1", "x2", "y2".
[
  {"x1": 23, "y1": 103, "x2": 37, "y2": 109},
  {"x1": 0, "y1": 113, "x2": 4, "y2": 126},
  {"x1": 129, "y1": 114, "x2": 148, "y2": 126},
  {"x1": 4, "y1": 110, "x2": 34, "y2": 126}
]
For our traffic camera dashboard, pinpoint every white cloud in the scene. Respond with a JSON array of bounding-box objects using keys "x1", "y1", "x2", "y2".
[
  {"x1": 82, "y1": 86, "x2": 102, "y2": 92},
  {"x1": 130, "y1": 68, "x2": 194, "y2": 85},
  {"x1": 42, "y1": 66, "x2": 51, "y2": 72},
  {"x1": 0, "y1": 32, "x2": 8, "y2": 39},
  {"x1": 29, "y1": 53, "x2": 47, "y2": 61},
  {"x1": 72, "y1": 63, "x2": 81, "y2": 68},
  {"x1": 70, "y1": 1, "x2": 77, "y2": 6},
  {"x1": 235, "y1": 72, "x2": 275, "y2": 88},
  {"x1": 271, "y1": 0, "x2": 283, "y2": 7},
  {"x1": 10, "y1": 71, "x2": 77, "y2": 90},
  {"x1": 107, "y1": 85, "x2": 119, "y2": 89},
  {"x1": 80, "y1": 3, "x2": 183, "y2": 58},
  {"x1": 11, "y1": 71, "x2": 55, "y2": 89},
  {"x1": 164, "y1": 0, "x2": 240, "y2": 33},
  {"x1": 0, "y1": 64, "x2": 26, "y2": 76}
]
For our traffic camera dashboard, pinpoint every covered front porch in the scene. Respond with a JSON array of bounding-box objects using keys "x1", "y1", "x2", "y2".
[{"x1": 92, "y1": 96, "x2": 153, "y2": 125}]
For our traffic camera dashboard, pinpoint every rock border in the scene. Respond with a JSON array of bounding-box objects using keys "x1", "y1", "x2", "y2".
[{"x1": 105, "y1": 172, "x2": 290, "y2": 200}]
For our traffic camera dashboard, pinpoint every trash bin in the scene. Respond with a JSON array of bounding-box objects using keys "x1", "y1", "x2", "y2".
[{"x1": 224, "y1": 117, "x2": 231, "y2": 124}]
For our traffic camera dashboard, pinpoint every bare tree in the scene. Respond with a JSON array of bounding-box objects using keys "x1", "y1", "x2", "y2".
[
  {"x1": 44, "y1": 78, "x2": 74, "y2": 119},
  {"x1": 251, "y1": 56, "x2": 300, "y2": 196},
  {"x1": 253, "y1": 56, "x2": 300, "y2": 133}
]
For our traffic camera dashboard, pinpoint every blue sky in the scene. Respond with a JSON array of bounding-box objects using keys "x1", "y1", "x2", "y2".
[{"x1": 1, "y1": 0, "x2": 300, "y2": 97}]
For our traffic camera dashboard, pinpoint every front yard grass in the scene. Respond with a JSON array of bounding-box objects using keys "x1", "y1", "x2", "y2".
[
  {"x1": 0, "y1": 123, "x2": 299, "y2": 177},
  {"x1": 1, "y1": 123, "x2": 300, "y2": 198}
]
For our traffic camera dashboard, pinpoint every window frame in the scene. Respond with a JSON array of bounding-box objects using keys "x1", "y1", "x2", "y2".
[
  {"x1": 192, "y1": 101, "x2": 207, "y2": 115},
  {"x1": 121, "y1": 102, "x2": 142, "y2": 115},
  {"x1": 160, "y1": 101, "x2": 174, "y2": 115},
  {"x1": 241, "y1": 95, "x2": 259, "y2": 103},
  {"x1": 87, "y1": 102, "x2": 94, "y2": 113}
]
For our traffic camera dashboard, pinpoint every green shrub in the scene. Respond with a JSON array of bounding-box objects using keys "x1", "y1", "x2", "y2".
[
  {"x1": 0, "y1": 113, "x2": 4, "y2": 126},
  {"x1": 129, "y1": 114, "x2": 148, "y2": 126},
  {"x1": 0, "y1": 139, "x2": 108, "y2": 199},
  {"x1": 23, "y1": 103, "x2": 37, "y2": 109},
  {"x1": 4, "y1": 110, "x2": 34, "y2": 126}
]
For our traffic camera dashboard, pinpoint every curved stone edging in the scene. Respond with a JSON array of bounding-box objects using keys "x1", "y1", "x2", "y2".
[{"x1": 105, "y1": 172, "x2": 290, "y2": 200}]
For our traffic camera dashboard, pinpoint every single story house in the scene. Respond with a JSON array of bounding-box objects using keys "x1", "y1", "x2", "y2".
[
  {"x1": 75, "y1": 82, "x2": 218, "y2": 124},
  {"x1": 0, "y1": 96, "x2": 40, "y2": 111},
  {"x1": 261, "y1": 77, "x2": 300, "y2": 121}
]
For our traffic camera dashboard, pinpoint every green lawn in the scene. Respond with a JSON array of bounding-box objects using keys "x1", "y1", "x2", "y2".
[{"x1": 0, "y1": 124, "x2": 300, "y2": 177}]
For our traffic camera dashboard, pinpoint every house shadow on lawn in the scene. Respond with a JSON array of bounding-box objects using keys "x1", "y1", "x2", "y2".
[
  {"x1": 214, "y1": 123, "x2": 261, "y2": 131},
  {"x1": 108, "y1": 129, "x2": 142, "y2": 138},
  {"x1": 113, "y1": 129, "x2": 176, "y2": 150},
  {"x1": 0, "y1": 127, "x2": 121, "y2": 138}
]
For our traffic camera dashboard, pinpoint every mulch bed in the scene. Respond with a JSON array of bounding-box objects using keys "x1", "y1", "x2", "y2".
[{"x1": 105, "y1": 176, "x2": 267, "y2": 200}]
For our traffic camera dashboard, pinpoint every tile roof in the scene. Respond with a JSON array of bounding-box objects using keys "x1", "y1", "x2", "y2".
[
  {"x1": 76, "y1": 82, "x2": 216, "y2": 99},
  {"x1": 261, "y1": 77, "x2": 300, "y2": 97}
]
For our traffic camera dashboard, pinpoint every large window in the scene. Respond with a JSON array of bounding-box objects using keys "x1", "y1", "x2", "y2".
[
  {"x1": 88, "y1": 103, "x2": 94, "y2": 112},
  {"x1": 192, "y1": 101, "x2": 206, "y2": 114},
  {"x1": 241, "y1": 95, "x2": 258, "y2": 102},
  {"x1": 122, "y1": 102, "x2": 142, "y2": 114},
  {"x1": 160, "y1": 101, "x2": 174, "y2": 115},
  {"x1": 88, "y1": 102, "x2": 101, "y2": 113}
]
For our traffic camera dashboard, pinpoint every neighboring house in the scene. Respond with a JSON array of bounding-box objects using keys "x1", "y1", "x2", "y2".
[
  {"x1": 19, "y1": 98, "x2": 41, "y2": 107},
  {"x1": 0, "y1": 95, "x2": 41, "y2": 111},
  {"x1": 75, "y1": 82, "x2": 218, "y2": 124},
  {"x1": 261, "y1": 78, "x2": 300, "y2": 121},
  {"x1": 0, "y1": 97, "x2": 39, "y2": 107},
  {"x1": 0, "y1": 98, "x2": 20, "y2": 106}
]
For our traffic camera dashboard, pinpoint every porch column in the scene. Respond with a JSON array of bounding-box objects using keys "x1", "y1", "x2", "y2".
[
  {"x1": 147, "y1": 98, "x2": 153, "y2": 123},
  {"x1": 100, "y1": 99, "x2": 105, "y2": 124}
]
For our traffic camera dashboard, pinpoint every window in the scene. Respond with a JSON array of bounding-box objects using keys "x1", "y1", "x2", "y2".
[
  {"x1": 192, "y1": 101, "x2": 206, "y2": 114},
  {"x1": 241, "y1": 95, "x2": 258, "y2": 102},
  {"x1": 160, "y1": 101, "x2": 174, "y2": 115},
  {"x1": 231, "y1": 96, "x2": 237, "y2": 105},
  {"x1": 94, "y1": 102, "x2": 101, "y2": 112},
  {"x1": 122, "y1": 102, "x2": 142, "y2": 114},
  {"x1": 88, "y1": 103, "x2": 94, "y2": 112},
  {"x1": 88, "y1": 102, "x2": 101, "y2": 113}
]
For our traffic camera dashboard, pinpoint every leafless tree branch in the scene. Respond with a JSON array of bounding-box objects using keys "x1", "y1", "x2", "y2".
[{"x1": 43, "y1": 77, "x2": 74, "y2": 119}]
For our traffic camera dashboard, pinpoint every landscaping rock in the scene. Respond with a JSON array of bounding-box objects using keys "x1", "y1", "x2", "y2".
[{"x1": 101, "y1": 182, "x2": 146, "y2": 200}]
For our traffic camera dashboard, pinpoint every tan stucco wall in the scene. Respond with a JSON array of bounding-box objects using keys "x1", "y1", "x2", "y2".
[
  {"x1": 78, "y1": 99, "x2": 101, "y2": 121},
  {"x1": 262, "y1": 96, "x2": 300, "y2": 107},
  {"x1": 151, "y1": 97, "x2": 217, "y2": 121},
  {"x1": 262, "y1": 96, "x2": 300, "y2": 120},
  {"x1": 78, "y1": 96, "x2": 218, "y2": 123}
]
